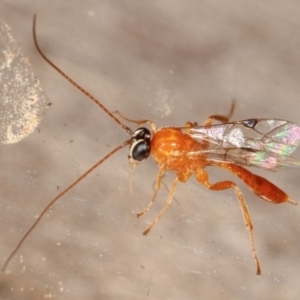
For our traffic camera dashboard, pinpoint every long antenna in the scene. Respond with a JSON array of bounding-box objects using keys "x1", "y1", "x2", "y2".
[
  {"x1": 32, "y1": 15, "x2": 133, "y2": 136},
  {"x1": 2, "y1": 15, "x2": 135, "y2": 272},
  {"x1": 2, "y1": 139, "x2": 132, "y2": 272}
]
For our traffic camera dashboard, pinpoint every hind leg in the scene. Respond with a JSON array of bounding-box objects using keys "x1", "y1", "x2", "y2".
[{"x1": 195, "y1": 169, "x2": 261, "y2": 275}]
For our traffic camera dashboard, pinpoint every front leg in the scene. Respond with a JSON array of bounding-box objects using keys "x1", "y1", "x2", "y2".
[
  {"x1": 141, "y1": 175, "x2": 179, "y2": 235},
  {"x1": 113, "y1": 110, "x2": 157, "y2": 132},
  {"x1": 137, "y1": 164, "x2": 167, "y2": 218}
]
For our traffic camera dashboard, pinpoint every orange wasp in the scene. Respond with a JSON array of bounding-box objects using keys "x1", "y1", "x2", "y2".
[{"x1": 2, "y1": 16, "x2": 300, "y2": 275}]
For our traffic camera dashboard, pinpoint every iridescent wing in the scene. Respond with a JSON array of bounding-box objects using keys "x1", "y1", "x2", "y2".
[{"x1": 181, "y1": 119, "x2": 300, "y2": 170}]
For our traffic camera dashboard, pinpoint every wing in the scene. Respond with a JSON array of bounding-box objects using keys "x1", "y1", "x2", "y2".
[{"x1": 181, "y1": 119, "x2": 300, "y2": 170}]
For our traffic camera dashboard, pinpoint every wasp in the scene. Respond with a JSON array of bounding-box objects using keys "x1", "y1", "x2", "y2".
[{"x1": 2, "y1": 15, "x2": 300, "y2": 275}]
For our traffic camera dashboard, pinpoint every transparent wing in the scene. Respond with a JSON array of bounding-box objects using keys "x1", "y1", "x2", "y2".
[{"x1": 181, "y1": 119, "x2": 300, "y2": 170}]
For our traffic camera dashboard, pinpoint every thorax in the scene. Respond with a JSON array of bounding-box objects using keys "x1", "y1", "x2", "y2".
[{"x1": 150, "y1": 127, "x2": 207, "y2": 172}]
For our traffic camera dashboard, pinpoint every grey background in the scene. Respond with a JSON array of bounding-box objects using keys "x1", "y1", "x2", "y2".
[{"x1": 1, "y1": 1, "x2": 300, "y2": 299}]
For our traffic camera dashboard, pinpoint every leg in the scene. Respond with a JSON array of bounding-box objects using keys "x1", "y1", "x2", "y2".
[
  {"x1": 195, "y1": 169, "x2": 261, "y2": 275},
  {"x1": 137, "y1": 166, "x2": 166, "y2": 218},
  {"x1": 142, "y1": 176, "x2": 179, "y2": 235},
  {"x1": 113, "y1": 110, "x2": 157, "y2": 132},
  {"x1": 204, "y1": 100, "x2": 235, "y2": 127},
  {"x1": 184, "y1": 101, "x2": 235, "y2": 129}
]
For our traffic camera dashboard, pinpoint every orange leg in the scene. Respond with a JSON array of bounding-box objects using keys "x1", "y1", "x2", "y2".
[
  {"x1": 185, "y1": 101, "x2": 235, "y2": 129},
  {"x1": 137, "y1": 165, "x2": 166, "y2": 218},
  {"x1": 113, "y1": 110, "x2": 157, "y2": 132},
  {"x1": 185, "y1": 101, "x2": 235, "y2": 149},
  {"x1": 140, "y1": 173, "x2": 179, "y2": 235},
  {"x1": 204, "y1": 100, "x2": 235, "y2": 127},
  {"x1": 195, "y1": 169, "x2": 261, "y2": 275},
  {"x1": 220, "y1": 163, "x2": 297, "y2": 205},
  {"x1": 185, "y1": 121, "x2": 198, "y2": 128}
]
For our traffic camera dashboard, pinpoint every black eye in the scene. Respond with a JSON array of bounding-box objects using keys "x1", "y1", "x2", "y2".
[
  {"x1": 133, "y1": 127, "x2": 151, "y2": 141},
  {"x1": 129, "y1": 127, "x2": 151, "y2": 163},
  {"x1": 130, "y1": 140, "x2": 150, "y2": 162}
]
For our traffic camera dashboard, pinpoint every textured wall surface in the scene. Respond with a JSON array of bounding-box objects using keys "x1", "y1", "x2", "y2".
[{"x1": 0, "y1": 1, "x2": 300, "y2": 299}]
